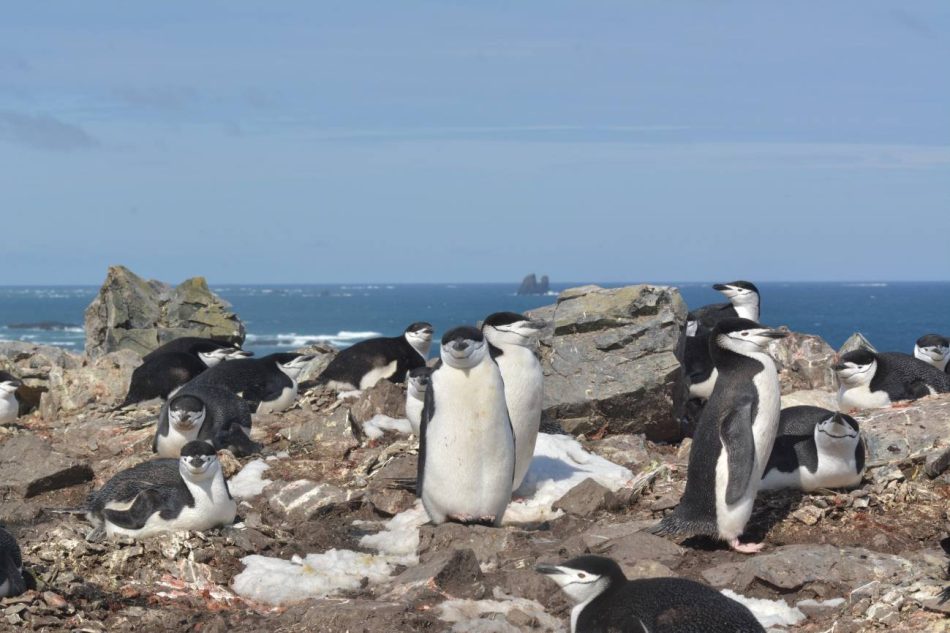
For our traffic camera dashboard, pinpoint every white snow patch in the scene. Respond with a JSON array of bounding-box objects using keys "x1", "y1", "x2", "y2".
[
  {"x1": 797, "y1": 597, "x2": 845, "y2": 610},
  {"x1": 231, "y1": 549, "x2": 392, "y2": 605},
  {"x1": 362, "y1": 414, "x2": 413, "y2": 439},
  {"x1": 337, "y1": 389, "x2": 362, "y2": 400},
  {"x1": 358, "y1": 502, "x2": 429, "y2": 565},
  {"x1": 504, "y1": 433, "x2": 633, "y2": 524},
  {"x1": 228, "y1": 459, "x2": 271, "y2": 499},
  {"x1": 439, "y1": 588, "x2": 564, "y2": 633},
  {"x1": 722, "y1": 589, "x2": 806, "y2": 629}
]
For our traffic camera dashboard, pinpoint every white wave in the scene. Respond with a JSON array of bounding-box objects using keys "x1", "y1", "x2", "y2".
[
  {"x1": 843, "y1": 282, "x2": 887, "y2": 287},
  {"x1": 244, "y1": 331, "x2": 382, "y2": 348}
]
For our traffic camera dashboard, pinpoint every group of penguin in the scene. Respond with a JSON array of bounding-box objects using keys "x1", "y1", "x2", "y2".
[{"x1": 2, "y1": 286, "x2": 949, "y2": 632}]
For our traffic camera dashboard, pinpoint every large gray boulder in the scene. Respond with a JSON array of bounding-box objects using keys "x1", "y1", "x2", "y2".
[
  {"x1": 528, "y1": 284, "x2": 687, "y2": 442},
  {"x1": 84, "y1": 266, "x2": 245, "y2": 357},
  {"x1": 767, "y1": 329, "x2": 837, "y2": 394}
]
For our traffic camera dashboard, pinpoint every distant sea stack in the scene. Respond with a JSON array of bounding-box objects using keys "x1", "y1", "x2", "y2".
[{"x1": 517, "y1": 274, "x2": 550, "y2": 296}]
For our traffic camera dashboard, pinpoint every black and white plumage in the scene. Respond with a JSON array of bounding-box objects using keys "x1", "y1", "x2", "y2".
[
  {"x1": 190, "y1": 352, "x2": 315, "y2": 414},
  {"x1": 482, "y1": 311, "x2": 546, "y2": 492},
  {"x1": 914, "y1": 334, "x2": 949, "y2": 373},
  {"x1": 652, "y1": 318, "x2": 786, "y2": 553},
  {"x1": 316, "y1": 322, "x2": 433, "y2": 391},
  {"x1": 0, "y1": 371, "x2": 22, "y2": 425},
  {"x1": 760, "y1": 406, "x2": 865, "y2": 492},
  {"x1": 686, "y1": 281, "x2": 760, "y2": 337},
  {"x1": 405, "y1": 366, "x2": 432, "y2": 436},
  {"x1": 115, "y1": 352, "x2": 208, "y2": 409},
  {"x1": 834, "y1": 349, "x2": 950, "y2": 410},
  {"x1": 536, "y1": 555, "x2": 764, "y2": 633},
  {"x1": 154, "y1": 384, "x2": 260, "y2": 458},
  {"x1": 0, "y1": 527, "x2": 26, "y2": 598},
  {"x1": 143, "y1": 336, "x2": 252, "y2": 367},
  {"x1": 683, "y1": 333, "x2": 717, "y2": 401},
  {"x1": 84, "y1": 441, "x2": 236, "y2": 539},
  {"x1": 417, "y1": 326, "x2": 514, "y2": 526}
]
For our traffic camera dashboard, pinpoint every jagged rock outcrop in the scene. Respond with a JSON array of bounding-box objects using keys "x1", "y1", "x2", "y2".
[
  {"x1": 527, "y1": 284, "x2": 688, "y2": 441},
  {"x1": 839, "y1": 332, "x2": 877, "y2": 355},
  {"x1": 767, "y1": 328, "x2": 838, "y2": 394},
  {"x1": 517, "y1": 274, "x2": 550, "y2": 296},
  {"x1": 83, "y1": 266, "x2": 245, "y2": 358}
]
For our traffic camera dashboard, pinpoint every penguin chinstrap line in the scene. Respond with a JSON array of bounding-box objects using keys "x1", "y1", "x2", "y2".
[
  {"x1": 914, "y1": 334, "x2": 949, "y2": 373},
  {"x1": 83, "y1": 441, "x2": 237, "y2": 540},
  {"x1": 315, "y1": 322, "x2": 433, "y2": 392},
  {"x1": 0, "y1": 527, "x2": 27, "y2": 598},
  {"x1": 0, "y1": 371, "x2": 22, "y2": 425},
  {"x1": 834, "y1": 349, "x2": 950, "y2": 411},
  {"x1": 685, "y1": 280, "x2": 760, "y2": 337},
  {"x1": 651, "y1": 318, "x2": 786, "y2": 554},
  {"x1": 405, "y1": 366, "x2": 432, "y2": 437},
  {"x1": 143, "y1": 336, "x2": 252, "y2": 367},
  {"x1": 417, "y1": 326, "x2": 515, "y2": 527},
  {"x1": 536, "y1": 555, "x2": 765, "y2": 633},
  {"x1": 482, "y1": 311, "x2": 546, "y2": 492},
  {"x1": 153, "y1": 384, "x2": 261, "y2": 458},
  {"x1": 190, "y1": 352, "x2": 315, "y2": 414},
  {"x1": 760, "y1": 406, "x2": 865, "y2": 492}
]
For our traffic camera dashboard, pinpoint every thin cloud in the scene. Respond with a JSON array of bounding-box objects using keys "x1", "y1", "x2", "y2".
[
  {"x1": 0, "y1": 111, "x2": 99, "y2": 151},
  {"x1": 306, "y1": 124, "x2": 689, "y2": 141}
]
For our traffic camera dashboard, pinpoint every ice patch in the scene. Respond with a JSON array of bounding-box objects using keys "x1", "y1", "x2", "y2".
[
  {"x1": 358, "y1": 502, "x2": 429, "y2": 565},
  {"x1": 228, "y1": 460, "x2": 271, "y2": 499},
  {"x1": 721, "y1": 589, "x2": 806, "y2": 629},
  {"x1": 504, "y1": 433, "x2": 633, "y2": 524},
  {"x1": 232, "y1": 549, "x2": 393, "y2": 605},
  {"x1": 439, "y1": 588, "x2": 564, "y2": 633},
  {"x1": 362, "y1": 414, "x2": 413, "y2": 439}
]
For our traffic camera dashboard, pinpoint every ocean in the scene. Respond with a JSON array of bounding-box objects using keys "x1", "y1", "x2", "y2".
[{"x1": 0, "y1": 282, "x2": 947, "y2": 357}]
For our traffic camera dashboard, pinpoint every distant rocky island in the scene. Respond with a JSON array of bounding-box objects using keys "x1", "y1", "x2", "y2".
[{"x1": 517, "y1": 273, "x2": 550, "y2": 295}]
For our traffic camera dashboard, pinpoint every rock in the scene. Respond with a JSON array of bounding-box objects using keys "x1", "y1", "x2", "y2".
[
  {"x1": 0, "y1": 342, "x2": 80, "y2": 415},
  {"x1": 858, "y1": 394, "x2": 950, "y2": 463},
  {"x1": 791, "y1": 505, "x2": 823, "y2": 525},
  {"x1": 517, "y1": 274, "x2": 550, "y2": 296},
  {"x1": 587, "y1": 530, "x2": 684, "y2": 570},
  {"x1": 839, "y1": 332, "x2": 877, "y2": 356},
  {"x1": 780, "y1": 389, "x2": 838, "y2": 410},
  {"x1": 924, "y1": 447, "x2": 950, "y2": 478},
  {"x1": 552, "y1": 478, "x2": 618, "y2": 516},
  {"x1": 587, "y1": 434, "x2": 650, "y2": 469},
  {"x1": 418, "y1": 524, "x2": 513, "y2": 565},
  {"x1": 0, "y1": 433, "x2": 93, "y2": 498},
  {"x1": 348, "y1": 380, "x2": 407, "y2": 423},
  {"x1": 83, "y1": 265, "x2": 244, "y2": 358},
  {"x1": 532, "y1": 284, "x2": 688, "y2": 441},
  {"x1": 265, "y1": 480, "x2": 356, "y2": 522},
  {"x1": 388, "y1": 548, "x2": 486, "y2": 600},
  {"x1": 767, "y1": 329, "x2": 837, "y2": 394}
]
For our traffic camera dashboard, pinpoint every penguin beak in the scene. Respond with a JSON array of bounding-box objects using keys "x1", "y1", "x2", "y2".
[
  {"x1": 451, "y1": 339, "x2": 469, "y2": 352},
  {"x1": 3, "y1": 379, "x2": 22, "y2": 389},
  {"x1": 712, "y1": 283, "x2": 730, "y2": 291},
  {"x1": 229, "y1": 349, "x2": 253, "y2": 359},
  {"x1": 535, "y1": 564, "x2": 561, "y2": 575},
  {"x1": 298, "y1": 355, "x2": 316, "y2": 363},
  {"x1": 832, "y1": 361, "x2": 847, "y2": 371},
  {"x1": 761, "y1": 329, "x2": 787, "y2": 340}
]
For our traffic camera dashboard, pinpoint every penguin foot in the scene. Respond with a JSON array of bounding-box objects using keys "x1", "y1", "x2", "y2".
[
  {"x1": 729, "y1": 539, "x2": 764, "y2": 554},
  {"x1": 890, "y1": 402, "x2": 912, "y2": 409},
  {"x1": 449, "y1": 515, "x2": 496, "y2": 527}
]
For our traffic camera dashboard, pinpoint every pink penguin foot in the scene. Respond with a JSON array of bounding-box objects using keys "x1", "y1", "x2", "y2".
[{"x1": 729, "y1": 539, "x2": 764, "y2": 554}]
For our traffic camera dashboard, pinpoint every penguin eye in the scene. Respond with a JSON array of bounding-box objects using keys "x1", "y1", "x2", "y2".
[
  {"x1": 741, "y1": 331, "x2": 749, "y2": 337},
  {"x1": 577, "y1": 572, "x2": 587, "y2": 579}
]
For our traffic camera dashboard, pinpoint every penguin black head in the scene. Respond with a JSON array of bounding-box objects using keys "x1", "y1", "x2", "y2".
[
  {"x1": 0, "y1": 371, "x2": 22, "y2": 395},
  {"x1": 712, "y1": 280, "x2": 759, "y2": 294},
  {"x1": 266, "y1": 353, "x2": 315, "y2": 379},
  {"x1": 168, "y1": 394, "x2": 207, "y2": 430},
  {"x1": 407, "y1": 366, "x2": 432, "y2": 392},
  {"x1": 406, "y1": 322, "x2": 434, "y2": 336},
  {"x1": 482, "y1": 312, "x2": 547, "y2": 348},
  {"x1": 712, "y1": 318, "x2": 786, "y2": 357},
  {"x1": 440, "y1": 326, "x2": 487, "y2": 369},
  {"x1": 536, "y1": 555, "x2": 626, "y2": 604},
  {"x1": 405, "y1": 322, "x2": 434, "y2": 354},
  {"x1": 178, "y1": 440, "x2": 219, "y2": 479},
  {"x1": 815, "y1": 411, "x2": 860, "y2": 444},
  {"x1": 915, "y1": 334, "x2": 949, "y2": 366},
  {"x1": 833, "y1": 349, "x2": 877, "y2": 387}
]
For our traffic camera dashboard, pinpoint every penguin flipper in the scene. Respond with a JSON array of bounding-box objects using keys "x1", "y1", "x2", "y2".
[
  {"x1": 719, "y1": 397, "x2": 756, "y2": 506},
  {"x1": 416, "y1": 377, "x2": 435, "y2": 499},
  {"x1": 102, "y1": 488, "x2": 164, "y2": 530}
]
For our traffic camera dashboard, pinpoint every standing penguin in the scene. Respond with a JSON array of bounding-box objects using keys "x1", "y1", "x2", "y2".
[
  {"x1": 143, "y1": 337, "x2": 252, "y2": 367},
  {"x1": 482, "y1": 311, "x2": 546, "y2": 491},
  {"x1": 417, "y1": 326, "x2": 515, "y2": 526},
  {"x1": 0, "y1": 372, "x2": 22, "y2": 425},
  {"x1": 536, "y1": 555, "x2": 765, "y2": 633},
  {"x1": 316, "y1": 322, "x2": 433, "y2": 391},
  {"x1": 651, "y1": 318, "x2": 786, "y2": 553},
  {"x1": 404, "y1": 366, "x2": 432, "y2": 436},
  {"x1": 834, "y1": 349, "x2": 950, "y2": 410},
  {"x1": 153, "y1": 384, "x2": 261, "y2": 458},
  {"x1": 190, "y1": 352, "x2": 315, "y2": 414},
  {"x1": 0, "y1": 527, "x2": 26, "y2": 598},
  {"x1": 760, "y1": 406, "x2": 865, "y2": 492},
  {"x1": 84, "y1": 441, "x2": 237, "y2": 540},
  {"x1": 914, "y1": 334, "x2": 949, "y2": 372}
]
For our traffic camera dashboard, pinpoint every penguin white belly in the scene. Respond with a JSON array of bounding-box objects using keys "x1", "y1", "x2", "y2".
[
  {"x1": 105, "y1": 477, "x2": 236, "y2": 539},
  {"x1": 838, "y1": 385, "x2": 890, "y2": 410},
  {"x1": 689, "y1": 368, "x2": 718, "y2": 400},
  {"x1": 715, "y1": 360, "x2": 780, "y2": 542},
  {"x1": 762, "y1": 455, "x2": 862, "y2": 492},
  {"x1": 359, "y1": 360, "x2": 399, "y2": 390},
  {"x1": 496, "y1": 348, "x2": 543, "y2": 491},
  {"x1": 422, "y1": 364, "x2": 514, "y2": 524},
  {"x1": 155, "y1": 424, "x2": 203, "y2": 458},
  {"x1": 406, "y1": 396, "x2": 424, "y2": 436},
  {"x1": 256, "y1": 380, "x2": 298, "y2": 414},
  {"x1": 0, "y1": 397, "x2": 17, "y2": 424}
]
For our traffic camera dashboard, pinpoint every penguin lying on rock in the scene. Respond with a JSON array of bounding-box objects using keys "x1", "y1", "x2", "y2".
[
  {"x1": 154, "y1": 384, "x2": 261, "y2": 458},
  {"x1": 914, "y1": 334, "x2": 949, "y2": 373},
  {"x1": 834, "y1": 349, "x2": 950, "y2": 410},
  {"x1": 316, "y1": 322, "x2": 433, "y2": 391}
]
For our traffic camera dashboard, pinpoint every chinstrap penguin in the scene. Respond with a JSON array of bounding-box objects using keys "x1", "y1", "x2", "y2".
[
  {"x1": 482, "y1": 311, "x2": 546, "y2": 492},
  {"x1": 0, "y1": 371, "x2": 22, "y2": 425},
  {"x1": 536, "y1": 554, "x2": 765, "y2": 633},
  {"x1": 405, "y1": 366, "x2": 432, "y2": 436},
  {"x1": 114, "y1": 352, "x2": 209, "y2": 410},
  {"x1": 683, "y1": 333, "x2": 717, "y2": 401},
  {"x1": 316, "y1": 322, "x2": 433, "y2": 391},
  {"x1": 760, "y1": 406, "x2": 865, "y2": 492},
  {"x1": 84, "y1": 441, "x2": 237, "y2": 540},
  {"x1": 834, "y1": 349, "x2": 950, "y2": 410},
  {"x1": 417, "y1": 326, "x2": 515, "y2": 526},
  {"x1": 914, "y1": 334, "x2": 949, "y2": 373},
  {"x1": 651, "y1": 318, "x2": 786, "y2": 553},
  {"x1": 686, "y1": 281, "x2": 760, "y2": 336},
  {"x1": 143, "y1": 336, "x2": 252, "y2": 367},
  {"x1": 154, "y1": 384, "x2": 260, "y2": 458},
  {"x1": 191, "y1": 352, "x2": 315, "y2": 414},
  {"x1": 0, "y1": 527, "x2": 26, "y2": 598}
]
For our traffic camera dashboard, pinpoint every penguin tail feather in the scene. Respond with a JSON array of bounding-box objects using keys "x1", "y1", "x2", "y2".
[
  {"x1": 385, "y1": 477, "x2": 417, "y2": 492},
  {"x1": 647, "y1": 515, "x2": 685, "y2": 536}
]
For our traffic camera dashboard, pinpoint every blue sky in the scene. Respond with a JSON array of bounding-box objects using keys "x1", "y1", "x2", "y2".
[{"x1": 1, "y1": 2, "x2": 948, "y2": 284}]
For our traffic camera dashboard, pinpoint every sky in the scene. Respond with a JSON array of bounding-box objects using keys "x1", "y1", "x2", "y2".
[{"x1": 1, "y1": 1, "x2": 948, "y2": 285}]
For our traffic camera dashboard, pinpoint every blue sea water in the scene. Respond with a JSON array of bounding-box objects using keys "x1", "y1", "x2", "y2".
[{"x1": 0, "y1": 282, "x2": 947, "y2": 357}]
